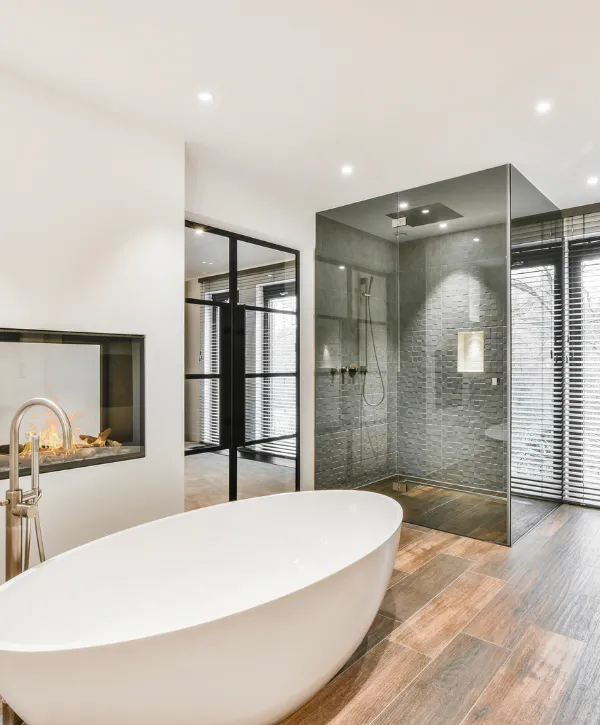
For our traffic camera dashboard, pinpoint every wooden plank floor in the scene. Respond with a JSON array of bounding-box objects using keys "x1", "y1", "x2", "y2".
[
  {"x1": 361, "y1": 480, "x2": 560, "y2": 545},
  {"x1": 282, "y1": 505, "x2": 600, "y2": 725}
]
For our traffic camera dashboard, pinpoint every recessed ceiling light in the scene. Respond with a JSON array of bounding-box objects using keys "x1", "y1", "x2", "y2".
[
  {"x1": 422, "y1": 208, "x2": 430, "y2": 215},
  {"x1": 535, "y1": 100, "x2": 552, "y2": 114},
  {"x1": 439, "y1": 223, "x2": 448, "y2": 229},
  {"x1": 399, "y1": 201, "x2": 408, "y2": 210},
  {"x1": 473, "y1": 237, "x2": 480, "y2": 242},
  {"x1": 341, "y1": 165, "x2": 353, "y2": 176},
  {"x1": 587, "y1": 176, "x2": 599, "y2": 186},
  {"x1": 208, "y1": 262, "x2": 213, "y2": 265},
  {"x1": 195, "y1": 228, "x2": 204, "y2": 236},
  {"x1": 339, "y1": 265, "x2": 346, "y2": 270},
  {"x1": 202, "y1": 261, "x2": 207, "y2": 264},
  {"x1": 198, "y1": 92, "x2": 214, "y2": 103}
]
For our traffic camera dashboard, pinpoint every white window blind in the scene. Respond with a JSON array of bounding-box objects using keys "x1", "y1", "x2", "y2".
[
  {"x1": 511, "y1": 245, "x2": 563, "y2": 501},
  {"x1": 565, "y1": 236, "x2": 600, "y2": 505}
]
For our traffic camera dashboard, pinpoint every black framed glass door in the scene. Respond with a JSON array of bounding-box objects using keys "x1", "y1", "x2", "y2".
[{"x1": 184, "y1": 224, "x2": 300, "y2": 508}]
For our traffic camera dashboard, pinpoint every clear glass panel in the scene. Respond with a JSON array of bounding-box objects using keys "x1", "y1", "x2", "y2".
[
  {"x1": 185, "y1": 228, "x2": 230, "y2": 298},
  {"x1": 184, "y1": 378, "x2": 220, "y2": 450},
  {"x1": 184, "y1": 227, "x2": 230, "y2": 510},
  {"x1": 316, "y1": 167, "x2": 511, "y2": 544},
  {"x1": 236, "y1": 239, "x2": 298, "y2": 500},
  {"x1": 185, "y1": 303, "x2": 221, "y2": 376},
  {"x1": 510, "y1": 166, "x2": 562, "y2": 543},
  {"x1": 236, "y1": 242, "x2": 296, "y2": 306},
  {"x1": 245, "y1": 309, "x2": 297, "y2": 375},
  {"x1": 185, "y1": 449, "x2": 230, "y2": 511},
  {"x1": 244, "y1": 376, "x2": 297, "y2": 450}
]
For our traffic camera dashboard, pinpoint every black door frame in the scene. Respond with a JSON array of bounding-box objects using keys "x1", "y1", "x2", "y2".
[{"x1": 184, "y1": 221, "x2": 301, "y2": 500}]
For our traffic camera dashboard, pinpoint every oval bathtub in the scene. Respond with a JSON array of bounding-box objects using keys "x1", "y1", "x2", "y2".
[{"x1": 0, "y1": 489, "x2": 402, "y2": 725}]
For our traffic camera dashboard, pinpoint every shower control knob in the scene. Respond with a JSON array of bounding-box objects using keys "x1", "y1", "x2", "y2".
[{"x1": 13, "y1": 502, "x2": 38, "y2": 519}]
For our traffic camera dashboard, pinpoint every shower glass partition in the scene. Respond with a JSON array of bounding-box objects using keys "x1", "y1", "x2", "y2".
[
  {"x1": 509, "y1": 167, "x2": 563, "y2": 542},
  {"x1": 316, "y1": 167, "x2": 512, "y2": 544}
]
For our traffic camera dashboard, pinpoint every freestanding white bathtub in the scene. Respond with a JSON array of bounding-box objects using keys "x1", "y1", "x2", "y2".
[{"x1": 0, "y1": 490, "x2": 402, "y2": 725}]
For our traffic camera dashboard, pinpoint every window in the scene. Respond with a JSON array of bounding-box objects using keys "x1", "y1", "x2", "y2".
[
  {"x1": 511, "y1": 245, "x2": 563, "y2": 501},
  {"x1": 566, "y1": 240, "x2": 600, "y2": 505},
  {"x1": 259, "y1": 281, "x2": 297, "y2": 458}
]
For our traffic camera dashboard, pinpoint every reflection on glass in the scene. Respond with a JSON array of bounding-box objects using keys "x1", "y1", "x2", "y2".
[
  {"x1": 510, "y1": 166, "x2": 562, "y2": 543},
  {"x1": 236, "y1": 240, "x2": 298, "y2": 500},
  {"x1": 316, "y1": 166, "x2": 510, "y2": 544}
]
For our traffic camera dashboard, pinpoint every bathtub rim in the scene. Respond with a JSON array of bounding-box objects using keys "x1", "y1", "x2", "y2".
[{"x1": 0, "y1": 490, "x2": 402, "y2": 654}]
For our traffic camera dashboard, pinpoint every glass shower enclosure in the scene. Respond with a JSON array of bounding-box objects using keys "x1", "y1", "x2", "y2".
[{"x1": 315, "y1": 164, "x2": 560, "y2": 545}]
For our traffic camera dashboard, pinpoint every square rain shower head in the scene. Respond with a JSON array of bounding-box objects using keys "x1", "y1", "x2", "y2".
[{"x1": 387, "y1": 203, "x2": 463, "y2": 227}]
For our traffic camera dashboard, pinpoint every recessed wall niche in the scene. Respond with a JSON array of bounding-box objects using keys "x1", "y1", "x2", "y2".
[
  {"x1": 0, "y1": 328, "x2": 145, "y2": 479},
  {"x1": 457, "y1": 331, "x2": 485, "y2": 373}
]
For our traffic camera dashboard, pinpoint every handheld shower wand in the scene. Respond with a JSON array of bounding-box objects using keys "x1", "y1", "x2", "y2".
[{"x1": 360, "y1": 276, "x2": 385, "y2": 407}]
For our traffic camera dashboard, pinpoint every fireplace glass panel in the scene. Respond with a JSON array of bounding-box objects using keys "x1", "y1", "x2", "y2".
[{"x1": 0, "y1": 328, "x2": 144, "y2": 478}]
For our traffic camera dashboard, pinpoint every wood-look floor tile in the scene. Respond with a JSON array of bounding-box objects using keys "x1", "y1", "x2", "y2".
[
  {"x1": 445, "y1": 537, "x2": 503, "y2": 562},
  {"x1": 438, "y1": 497, "x2": 508, "y2": 544},
  {"x1": 380, "y1": 554, "x2": 471, "y2": 622},
  {"x1": 389, "y1": 571, "x2": 505, "y2": 658},
  {"x1": 533, "y1": 504, "x2": 576, "y2": 537},
  {"x1": 409, "y1": 493, "x2": 484, "y2": 530},
  {"x1": 462, "y1": 626, "x2": 583, "y2": 725},
  {"x1": 467, "y1": 509, "x2": 600, "y2": 649},
  {"x1": 397, "y1": 525, "x2": 427, "y2": 550},
  {"x1": 401, "y1": 522, "x2": 432, "y2": 534},
  {"x1": 341, "y1": 613, "x2": 401, "y2": 672},
  {"x1": 552, "y1": 617, "x2": 600, "y2": 724},
  {"x1": 387, "y1": 568, "x2": 409, "y2": 589},
  {"x1": 393, "y1": 529, "x2": 459, "y2": 573},
  {"x1": 510, "y1": 497, "x2": 560, "y2": 543},
  {"x1": 473, "y1": 526, "x2": 550, "y2": 581},
  {"x1": 370, "y1": 633, "x2": 509, "y2": 725},
  {"x1": 474, "y1": 506, "x2": 576, "y2": 582},
  {"x1": 465, "y1": 566, "x2": 545, "y2": 650},
  {"x1": 282, "y1": 639, "x2": 429, "y2": 725},
  {"x1": 536, "y1": 560, "x2": 600, "y2": 643}
]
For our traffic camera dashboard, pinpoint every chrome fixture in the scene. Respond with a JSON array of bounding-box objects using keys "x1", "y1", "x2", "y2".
[
  {"x1": 2, "y1": 398, "x2": 72, "y2": 725},
  {"x1": 359, "y1": 276, "x2": 385, "y2": 406}
]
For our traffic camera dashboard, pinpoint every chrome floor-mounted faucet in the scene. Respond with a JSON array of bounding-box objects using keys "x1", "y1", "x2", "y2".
[{"x1": 2, "y1": 398, "x2": 72, "y2": 725}]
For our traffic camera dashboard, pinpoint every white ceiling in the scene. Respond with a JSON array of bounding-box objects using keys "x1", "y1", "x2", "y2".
[{"x1": 2, "y1": 1, "x2": 600, "y2": 213}]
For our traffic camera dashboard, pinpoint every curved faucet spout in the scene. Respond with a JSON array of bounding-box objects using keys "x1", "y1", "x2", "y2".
[
  {"x1": 3, "y1": 398, "x2": 72, "y2": 725},
  {"x1": 9, "y1": 398, "x2": 73, "y2": 492}
]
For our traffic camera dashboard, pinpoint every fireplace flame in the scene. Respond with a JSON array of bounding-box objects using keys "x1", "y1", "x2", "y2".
[{"x1": 19, "y1": 409, "x2": 117, "y2": 458}]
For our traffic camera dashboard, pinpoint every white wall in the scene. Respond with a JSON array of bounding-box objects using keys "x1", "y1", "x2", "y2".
[
  {"x1": 186, "y1": 147, "x2": 316, "y2": 489},
  {"x1": 0, "y1": 70, "x2": 185, "y2": 576}
]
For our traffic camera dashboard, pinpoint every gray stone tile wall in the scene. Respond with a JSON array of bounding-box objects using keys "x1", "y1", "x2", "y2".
[
  {"x1": 315, "y1": 215, "x2": 398, "y2": 489},
  {"x1": 397, "y1": 224, "x2": 508, "y2": 494},
  {"x1": 315, "y1": 215, "x2": 508, "y2": 496}
]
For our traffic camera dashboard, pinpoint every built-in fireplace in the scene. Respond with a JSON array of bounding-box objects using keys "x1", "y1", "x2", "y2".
[{"x1": 0, "y1": 328, "x2": 145, "y2": 478}]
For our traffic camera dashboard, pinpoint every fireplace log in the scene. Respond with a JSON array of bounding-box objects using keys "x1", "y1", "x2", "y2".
[
  {"x1": 0, "y1": 444, "x2": 24, "y2": 455},
  {"x1": 79, "y1": 429, "x2": 112, "y2": 445}
]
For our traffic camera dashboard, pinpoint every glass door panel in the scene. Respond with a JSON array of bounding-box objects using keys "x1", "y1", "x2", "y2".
[
  {"x1": 184, "y1": 228, "x2": 231, "y2": 509},
  {"x1": 235, "y1": 240, "x2": 299, "y2": 500}
]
